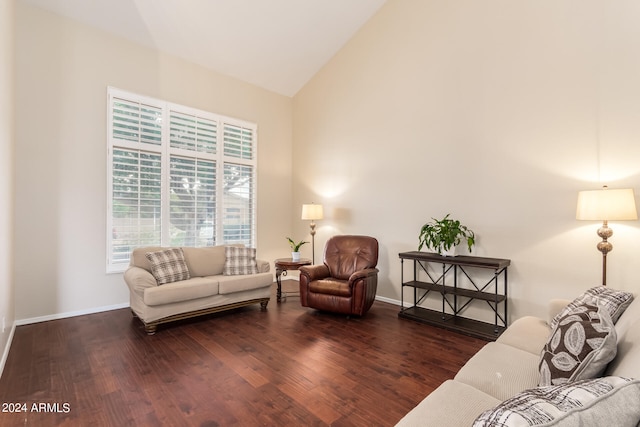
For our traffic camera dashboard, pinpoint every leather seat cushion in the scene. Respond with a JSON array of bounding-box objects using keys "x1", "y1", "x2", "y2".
[{"x1": 309, "y1": 278, "x2": 351, "y2": 297}]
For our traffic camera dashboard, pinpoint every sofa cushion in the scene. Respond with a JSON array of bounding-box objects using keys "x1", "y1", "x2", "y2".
[
  {"x1": 145, "y1": 248, "x2": 191, "y2": 285},
  {"x1": 217, "y1": 272, "x2": 273, "y2": 294},
  {"x1": 223, "y1": 246, "x2": 258, "y2": 276},
  {"x1": 550, "y1": 286, "x2": 633, "y2": 330},
  {"x1": 539, "y1": 304, "x2": 616, "y2": 387},
  {"x1": 473, "y1": 376, "x2": 640, "y2": 427},
  {"x1": 455, "y1": 342, "x2": 542, "y2": 401},
  {"x1": 143, "y1": 277, "x2": 219, "y2": 306},
  {"x1": 309, "y1": 278, "x2": 351, "y2": 297},
  {"x1": 606, "y1": 314, "x2": 640, "y2": 379},
  {"x1": 611, "y1": 294, "x2": 640, "y2": 341},
  {"x1": 395, "y1": 380, "x2": 501, "y2": 427},
  {"x1": 497, "y1": 316, "x2": 551, "y2": 355},
  {"x1": 182, "y1": 245, "x2": 228, "y2": 277}
]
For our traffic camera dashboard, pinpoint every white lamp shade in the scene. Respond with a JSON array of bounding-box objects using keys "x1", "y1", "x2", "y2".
[
  {"x1": 301, "y1": 204, "x2": 324, "y2": 220},
  {"x1": 576, "y1": 188, "x2": 638, "y2": 221}
]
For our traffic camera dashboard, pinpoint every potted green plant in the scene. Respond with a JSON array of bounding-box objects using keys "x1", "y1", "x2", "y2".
[
  {"x1": 286, "y1": 237, "x2": 308, "y2": 261},
  {"x1": 418, "y1": 214, "x2": 475, "y2": 256}
]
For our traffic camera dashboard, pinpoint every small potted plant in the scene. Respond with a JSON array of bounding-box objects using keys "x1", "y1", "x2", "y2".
[
  {"x1": 287, "y1": 237, "x2": 308, "y2": 261},
  {"x1": 418, "y1": 214, "x2": 475, "y2": 256}
]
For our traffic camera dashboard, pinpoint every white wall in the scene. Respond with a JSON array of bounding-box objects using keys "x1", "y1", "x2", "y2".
[
  {"x1": 293, "y1": 0, "x2": 640, "y2": 321},
  {"x1": 0, "y1": 0, "x2": 16, "y2": 374},
  {"x1": 13, "y1": 0, "x2": 640, "y2": 327},
  {"x1": 14, "y1": 3, "x2": 293, "y2": 321}
]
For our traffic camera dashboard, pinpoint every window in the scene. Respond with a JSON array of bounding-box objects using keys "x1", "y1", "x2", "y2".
[{"x1": 107, "y1": 87, "x2": 257, "y2": 272}]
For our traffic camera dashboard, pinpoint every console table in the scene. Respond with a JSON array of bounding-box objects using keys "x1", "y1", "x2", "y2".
[{"x1": 398, "y1": 251, "x2": 510, "y2": 340}]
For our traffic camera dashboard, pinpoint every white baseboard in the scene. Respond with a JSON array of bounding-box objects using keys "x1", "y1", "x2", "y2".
[
  {"x1": 0, "y1": 322, "x2": 16, "y2": 381},
  {"x1": 375, "y1": 295, "x2": 401, "y2": 306},
  {"x1": 14, "y1": 302, "x2": 130, "y2": 326},
  {"x1": 1, "y1": 302, "x2": 130, "y2": 379},
  {"x1": 15, "y1": 297, "x2": 397, "y2": 326}
]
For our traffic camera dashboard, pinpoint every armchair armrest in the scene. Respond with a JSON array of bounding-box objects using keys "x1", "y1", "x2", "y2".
[
  {"x1": 299, "y1": 264, "x2": 330, "y2": 281},
  {"x1": 348, "y1": 268, "x2": 380, "y2": 285}
]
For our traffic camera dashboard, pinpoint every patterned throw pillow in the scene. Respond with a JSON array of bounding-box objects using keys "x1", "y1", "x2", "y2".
[
  {"x1": 550, "y1": 286, "x2": 633, "y2": 330},
  {"x1": 223, "y1": 246, "x2": 258, "y2": 276},
  {"x1": 145, "y1": 248, "x2": 191, "y2": 285},
  {"x1": 539, "y1": 304, "x2": 616, "y2": 387},
  {"x1": 473, "y1": 376, "x2": 640, "y2": 427}
]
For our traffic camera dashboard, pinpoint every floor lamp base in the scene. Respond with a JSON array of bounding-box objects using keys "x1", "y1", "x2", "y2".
[
  {"x1": 309, "y1": 221, "x2": 317, "y2": 264},
  {"x1": 596, "y1": 220, "x2": 613, "y2": 287}
]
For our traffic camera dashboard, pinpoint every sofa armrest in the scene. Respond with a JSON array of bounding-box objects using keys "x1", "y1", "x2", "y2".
[
  {"x1": 548, "y1": 298, "x2": 571, "y2": 324},
  {"x1": 124, "y1": 266, "x2": 158, "y2": 295},
  {"x1": 256, "y1": 259, "x2": 270, "y2": 273}
]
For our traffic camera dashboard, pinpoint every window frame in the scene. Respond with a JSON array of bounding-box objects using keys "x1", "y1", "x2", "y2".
[{"x1": 106, "y1": 87, "x2": 258, "y2": 273}]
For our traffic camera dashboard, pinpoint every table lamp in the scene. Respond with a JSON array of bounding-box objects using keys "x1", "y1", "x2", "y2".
[{"x1": 576, "y1": 186, "x2": 637, "y2": 286}]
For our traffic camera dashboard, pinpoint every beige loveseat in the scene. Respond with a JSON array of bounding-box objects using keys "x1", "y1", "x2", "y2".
[
  {"x1": 124, "y1": 245, "x2": 273, "y2": 335},
  {"x1": 396, "y1": 287, "x2": 640, "y2": 426}
]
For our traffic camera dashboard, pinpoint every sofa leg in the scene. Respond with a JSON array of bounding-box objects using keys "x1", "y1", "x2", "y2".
[
  {"x1": 260, "y1": 300, "x2": 269, "y2": 310},
  {"x1": 145, "y1": 324, "x2": 157, "y2": 335},
  {"x1": 131, "y1": 310, "x2": 138, "y2": 319}
]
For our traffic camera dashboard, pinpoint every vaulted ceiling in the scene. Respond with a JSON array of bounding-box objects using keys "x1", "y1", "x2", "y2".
[{"x1": 21, "y1": 0, "x2": 388, "y2": 97}]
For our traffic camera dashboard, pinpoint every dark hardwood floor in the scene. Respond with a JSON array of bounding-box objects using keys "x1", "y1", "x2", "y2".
[{"x1": 0, "y1": 281, "x2": 487, "y2": 426}]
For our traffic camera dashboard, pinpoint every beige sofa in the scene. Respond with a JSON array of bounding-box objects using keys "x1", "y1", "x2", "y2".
[
  {"x1": 396, "y1": 289, "x2": 640, "y2": 426},
  {"x1": 124, "y1": 245, "x2": 273, "y2": 335}
]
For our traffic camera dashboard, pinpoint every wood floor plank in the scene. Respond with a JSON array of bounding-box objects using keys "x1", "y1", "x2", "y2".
[{"x1": 0, "y1": 281, "x2": 487, "y2": 426}]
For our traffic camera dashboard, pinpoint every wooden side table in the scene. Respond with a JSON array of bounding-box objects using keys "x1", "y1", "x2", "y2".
[{"x1": 274, "y1": 258, "x2": 311, "y2": 302}]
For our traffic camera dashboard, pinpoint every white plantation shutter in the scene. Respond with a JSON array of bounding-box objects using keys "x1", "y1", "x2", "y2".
[
  {"x1": 111, "y1": 149, "x2": 162, "y2": 263},
  {"x1": 170, "y1": 111, "x2": 217, "y2": 154},
  {"x1": 107, "y1": 87, "x2": 257, "y2": 271},
  {"x1": 223, "y1": 123, "x2": 254, "y2": 160},
  {"x1": 169, "y1": 156, "x2": 217, "y2": 247},
  {"x1": 223, "y1": 163, "x2": 255, "y2": 244},
  {"x1": 222, "y1": 122, "x2": 256, "y2": 246},
  {"x1": 112, "y1": 98, "x2": 162, "y2": 145}
]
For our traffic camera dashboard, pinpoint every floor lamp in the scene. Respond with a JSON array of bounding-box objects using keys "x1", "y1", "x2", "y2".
[
  {"x1": 301, "y1": 203, "x2": 323, "y2": 264},
  {"x1": 576, "y1": 186, "x2": 637, "y2": 286}
]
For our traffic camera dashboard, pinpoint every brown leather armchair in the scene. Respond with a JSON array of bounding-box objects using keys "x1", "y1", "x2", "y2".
[{"x1": 299, "y1": 235, "x2": 379, "y2": 316}]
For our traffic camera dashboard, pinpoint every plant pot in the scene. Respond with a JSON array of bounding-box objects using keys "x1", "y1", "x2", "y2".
[
  {"x1": 440, "y1": 245, "x2": 456, "y2": 257},
  {"x1": 291, "y1": 251, "x2": 301, "y2": 261}
]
